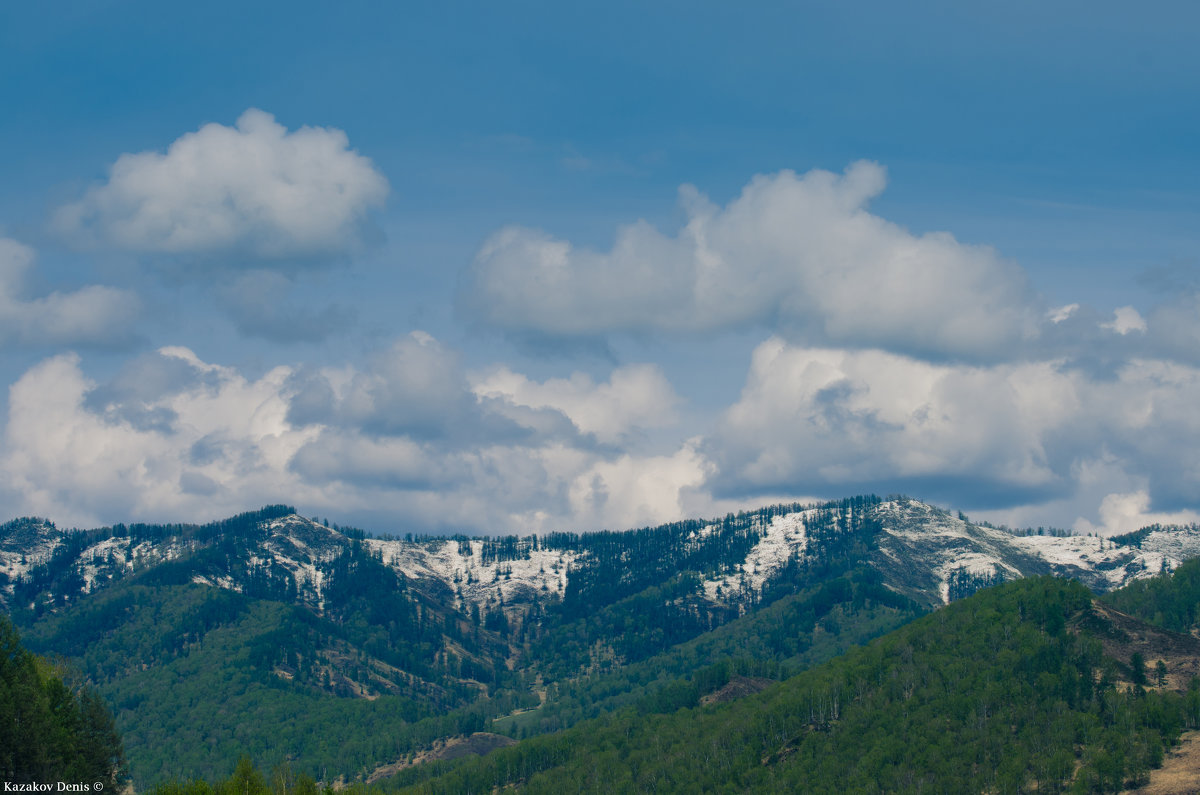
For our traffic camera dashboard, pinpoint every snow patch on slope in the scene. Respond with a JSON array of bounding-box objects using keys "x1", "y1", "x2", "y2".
[
  {"x1": 702, "y1": 511, "x2": 809, "y2": 603},
  {"x1": 875, "y1": 499, "x2": 1024, "y2": 604},
  {"x1": 1010, "y1": 533, "x2": 1172, "y2": 589},
  {"x1": 1128, "y1": 526, "x2": 1200, "y2": 565},
  {"x1": 259, "y1": 515, "x2": 347, "y2": 607},
  {"x1": 191, "y1": 574, "x2": 241, "y2": 591},
  {"x1": 366, "y1": 538, "x2": 577, "y2": 607},
  {"x1": 0, "y1": 520, "x2": 64, "y2": 586}
]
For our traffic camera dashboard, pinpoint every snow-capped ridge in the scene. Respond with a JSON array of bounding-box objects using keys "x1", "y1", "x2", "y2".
[{"x1": 6, "y1": 498, "x2": 1200, "y2": 615}]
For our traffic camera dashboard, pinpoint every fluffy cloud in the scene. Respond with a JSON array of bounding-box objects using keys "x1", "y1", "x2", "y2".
[
  {"x1": 565, "y1": 442, "x2": 713, "y2": 531},
  {"x1": 286, "y1": 332, "x2": 518, "y2": 442},
  {"x1": 0, "y1": 340, "x2": 705, "y2": 534},
  {"x1": 7, "y1": 335, "x2": 1194, "y2": 535},
  {"x1": 54, "y1": 109, "x2": 388, "y2": 264},
  {"x1": 706, "y1": 338, "x2": 1200, "y2": 532},
  {"x1": 0, "y1": 237, "x2": 139, "y2": 348},
  {"x1": 1068, "y1": 489, "x2": 1200, "y2": 537},
  {"x1": 1103, "y1": 306, "x2": 1147, "y2": 336},
  {"x1": 708, "y1": 340, "x2": 1071, "y2": 500},
  {"x1": 1, "y1": 349, "x2": 312, "y2": 527},
  {"x1": 462, "y1": 162, "x2": 1039, "y2": 359},
  {"x1": 470, "y1": 363, "x2": 680, "y2": 445}
]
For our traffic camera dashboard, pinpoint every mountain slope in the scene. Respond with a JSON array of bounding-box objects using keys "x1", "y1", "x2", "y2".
[
  {"x1": 386, "y1": 577, "x2": 1200, "y2": 794},
  {"x1": 5, "y1": 498, "x2": 1196, "y2": 621},
  {"x1": 5, "y1": 496, "x2": 1200, "y2": 786},
  {"x1": 0, "y1": 613, "x2": 126, "y2": 787}
]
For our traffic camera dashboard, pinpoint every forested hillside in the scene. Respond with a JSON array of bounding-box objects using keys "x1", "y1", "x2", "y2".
[
  {"x1": 386, "y1": 577, "x2": 1200, "y2": 794},
  {"x1": 494, "y1": 567, "x2": 922, "y2": 739},
  {"x1": 0, "y1": 614, "x2": 126, "y2": 786},
  {"x1": 6, "y1": 497, "x2": 1200, "y2": 788},
  {"x1": 1102, "y1": 556, "x2": 1200, "y2": 633},
  {"x1": 17, "y1": 551, "x2": 523, "y2": 782}
]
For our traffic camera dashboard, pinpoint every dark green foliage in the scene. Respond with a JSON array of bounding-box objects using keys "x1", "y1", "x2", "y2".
[
  {"x1": 526, "y1": 497, "x2": 887, "y2": 682},
  {"x1": 1111, "y1": 523, "x2": 1199, "y2": 549},
  {"x1": 0, "y1": 613, "x2": 126, "y2": 786},
  {"x1": 540, "y1": 497, "x2": 881, "y2": 621},
  {"x1": 497, "y1": 568, "x2": 921, "y2": 739},
  {"x1": 388, "y1": 578, "x2": 1191, "y2": 794},
  {"x1": 549, "y1": 517, "x2": 766, "y2": 619},
  {"x1": 30, "y1": 496, "x2": 1200, "y2": 792},
  {"x1": 1131, "y1": 651, "x2": 1147, "y2": 687},
  {"x1": 478, "y1": 535, "x2": 538, "y2": 566},
  {"x1": 4, "y1": 496, "x2": 916, "y2": 787},
  {"x1": 1102, "y1": 556, "x2": 1200, "y2": 632},
  {"x1": 18, "y1": 576, "x2": 520, "y2": 786},
  {"x1": 946, "y1": 566, "x2": 1007, "y2": 601},
  {"x1": 147, "y1": 757, "x2": 322, "y2": 795},
  {"x1": 12, "y1": 506, "x2": 297, "y2": 619}
]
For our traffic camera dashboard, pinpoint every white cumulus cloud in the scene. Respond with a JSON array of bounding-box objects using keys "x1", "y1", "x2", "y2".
[
  {"x1": 706, "y1": 338, "x2": 1200, "y2": 533},
  {"x1": 54, "y1": 109, "x2": 389, "y2": 264},
  {"x1": 566, "y1": 442, "x2": 713, "y2": 531},
  {"x1": 0, "y1": 237, "x2": 140, "y2": 348},
  {"x1": 1075, "y1": 490, "x2": 1200, "y2": 537},
  {"x1": 708, "y1": 340, "x2": 1071, "y2": 498},
  {"x1": 470, "y1": 363, "x2": 680, "y2": 445},
  {"x1": 1, "y1": 349, "x2": 313, "y2": 527},
  {"x1": 0, "y1": 340, "x2": 710, "y2": 534},
  {"x1": 1103, "y1": 306, "x2": 1147, "y2": 335},
  {"x1": 462, "y1": 161, "x2": 1038, "y2": 359}
]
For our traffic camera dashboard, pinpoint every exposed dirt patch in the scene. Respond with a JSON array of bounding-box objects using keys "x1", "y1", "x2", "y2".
[
  {"x1": 1074, "y1": 602, "x2": 1200, "y2": 691},
  {"x1": 701, "y1": 675, "x2": 775, "y2": 705},
  {"x1": 432, "y1": 731, "x2": 516, "y2": 761},
  {"x1": 366, "y1": 732, "x2": 517, "y2": 783},
  {"x1": 1123, "y1": 731, "x2": 1200, "y2": 794}
]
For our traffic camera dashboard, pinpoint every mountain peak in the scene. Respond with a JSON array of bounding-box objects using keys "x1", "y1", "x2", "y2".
[{"x1": 6, "y1": 497, "x2": 1200, "y2": 617}]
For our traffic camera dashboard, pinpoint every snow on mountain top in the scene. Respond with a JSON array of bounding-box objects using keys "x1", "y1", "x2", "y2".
[
  {"x1": 1131, "y1": 526, "x2": 1200, "y2": 563},
  {"x1": 0, "y1": 519, "x2": 64, "y2": 586},
  {"x1": 10, "y1": 500, "x2": 1200, "y2": 614},
  {"x1": 365, "y1": 537, "x2": 576, "y2": 608},
  {"x1": 262, "y1": 515, "x2": 346, "y2": 566},
  {"x1": 702, "y1": 510, "x2": 809, "y2": 604},
  {"x1": 265, "y1": 514, "x2": 347, "y2": 549},
  {"x1": 874, "y1": 499, "x2": 1028, "y2": 604},
  {"x1": 874, "y1": 498, "x2": 1189, "y2": 602},
  {"x1": 877, "y1": 499, "x2": 1006, "y2": 543},
  {"x1": 1009, "y1": 533, "x2": 1120, "y2": 568},
  {"x1": 255, "y1": 515, "x2": 351, "y2": 607},
  {"x1": 1009, "y1": 532, "x2": 1173, "y2": 589}
]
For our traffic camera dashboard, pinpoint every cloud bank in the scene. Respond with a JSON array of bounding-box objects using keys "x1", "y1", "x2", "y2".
[
  {"x1": 0, "y1": 338, "x2": 705, "y2": 534},
  {"x1": 8, "y1": 149, "x2": 1199, "y2": 537},
  {"x1": 8, "y1": 330, "x2": 1199, "y2": 536},
  {"x1": 705, "y1": 338, "x2": 1200, "y2": 532}
]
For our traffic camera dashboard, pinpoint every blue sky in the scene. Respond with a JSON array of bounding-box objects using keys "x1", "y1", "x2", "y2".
[{"x1": 1, "y1": 0, "x2": 1198, "y2": 535}]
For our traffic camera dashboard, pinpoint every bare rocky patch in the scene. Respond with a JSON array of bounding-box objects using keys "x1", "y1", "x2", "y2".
[
  {"x1": 366, "y1": 732, "x2": 517, "y2": 783},
  {"x1": 700, "y1": 675, "x2": 775, "y2": 706}
]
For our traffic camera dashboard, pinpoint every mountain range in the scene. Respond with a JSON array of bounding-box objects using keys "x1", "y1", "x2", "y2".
[
  {"x1": 5, "y1": 496, "x2": 1195, "y2": 617},
  {"x1": 4, "y1": 495, "x2": 1200, "y2": 788}
]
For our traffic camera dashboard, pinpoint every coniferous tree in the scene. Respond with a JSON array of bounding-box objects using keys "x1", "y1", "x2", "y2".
[{"x1": 0, "y1": 614, "x2": 126, "y2": 786}]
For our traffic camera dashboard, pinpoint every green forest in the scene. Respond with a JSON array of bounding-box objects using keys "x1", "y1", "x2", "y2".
[
  {"x1": 384, "y1": 576, "x2": 1200, "y2": 793},
  {"x1": 0, "y1": 614, "x2": 126, "y2": 787},
  {"x1": 8, "y1": 501, "x2": 1200, "y2": 792}
]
